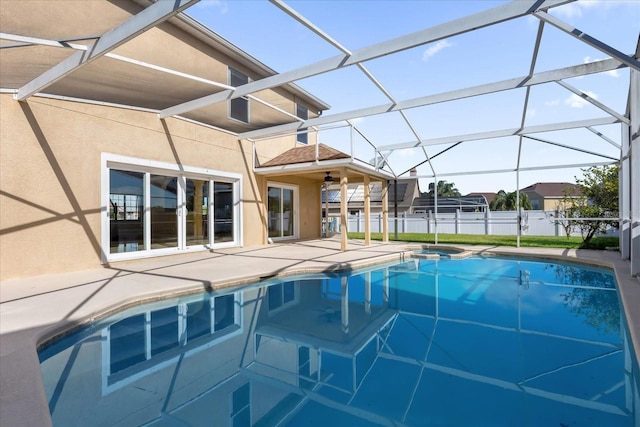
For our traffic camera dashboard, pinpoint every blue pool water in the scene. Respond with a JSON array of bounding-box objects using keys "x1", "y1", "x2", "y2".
[{"x1": 39, "y1": 256, "x2": 639, "y2": 426}]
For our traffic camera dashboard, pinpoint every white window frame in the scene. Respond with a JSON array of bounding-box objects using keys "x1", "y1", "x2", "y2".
[
  {"x1": 101, "y1": 153, "x2": 243, "y2": 263},
  {"x1": 267, "y1": 181, "x2": 299, "y2": 241}
]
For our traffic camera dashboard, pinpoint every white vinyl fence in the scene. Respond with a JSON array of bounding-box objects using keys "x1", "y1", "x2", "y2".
[{"x1": 339, "y1": 210, "x2": 619, "y2": 237}]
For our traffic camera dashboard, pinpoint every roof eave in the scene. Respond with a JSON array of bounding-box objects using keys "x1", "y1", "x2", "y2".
[{"x1": 255, "y1": 158, "x2": 395, "y2": 180}]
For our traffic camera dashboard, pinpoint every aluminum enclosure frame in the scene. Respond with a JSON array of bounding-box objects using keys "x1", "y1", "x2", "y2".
[{"x1": 3, "y1": 0, "x2": 638, "y2": 274}]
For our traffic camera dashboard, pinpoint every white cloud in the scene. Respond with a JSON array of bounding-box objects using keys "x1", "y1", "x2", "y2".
[
  {"x1": 422, "y1": 40, "x2": 452, "y2": 61},
  {"x1": 564, "y1": 90, "x2": 598, "y2": 108},
  {"x1": 527, "y1": 108, "x2": 537, "y2": 118},
  {"x1": 398, "y1": 148, "x2": 417, "y2": 158},
  {"x1": 545, "y1": 99, "x2": 561, "y2": 107},
  {"x1": 191, "y1": 0, "x2": 229, "y2": 14},
  {"x1": 553, "y1": 0, "x2": 606, "y2": 18},
  {"x1": 583, "y1": 56, "x2": 620, "y2": 77}
]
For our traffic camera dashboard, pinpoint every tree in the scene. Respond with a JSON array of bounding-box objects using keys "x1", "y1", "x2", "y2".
[
  {"x1": 490, "y1": 190, "x2": 532, "y2": 211},
  {"x1": 428, "y1": 180, "x2": 461, "y2": 197},
  {"x1": 559, "y1": 165, "x2": 619, "y2": 244},
  {"x1": 553, "y1": 195, "x2": 578, "y2": 239},
  {"x1": 552, "y1": 263, "x2": 620, "y2": 335}
]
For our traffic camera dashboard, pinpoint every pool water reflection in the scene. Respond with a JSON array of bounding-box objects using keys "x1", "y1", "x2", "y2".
[{"x1": 39, "y1": 256, "x2": 639, "y2": 426}]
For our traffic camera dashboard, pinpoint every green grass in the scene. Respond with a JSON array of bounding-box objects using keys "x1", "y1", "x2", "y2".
[{"x1": 347, "y1": 232, "x2": 619, "y2": 250}]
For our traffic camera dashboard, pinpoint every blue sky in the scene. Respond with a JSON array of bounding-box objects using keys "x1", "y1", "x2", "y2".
[{"x1": 187, "y1": 0, "x2": 639, "y2": 195}]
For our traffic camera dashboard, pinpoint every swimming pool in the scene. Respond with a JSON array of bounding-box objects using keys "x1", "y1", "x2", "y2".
[{"x1": 39, "y1": 256, "x2": 639, "y2": 426}]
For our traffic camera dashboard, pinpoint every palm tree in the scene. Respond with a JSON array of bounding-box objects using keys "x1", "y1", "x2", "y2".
[
  {"x1": 428, "y1": 180, "x2": 461, "y2": 197},
  {"x1": 490, "y1": 190, "x2": 532, "y2": 211}
]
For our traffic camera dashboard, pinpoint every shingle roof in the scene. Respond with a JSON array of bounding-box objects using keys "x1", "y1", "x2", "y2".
[
  {"x1": 520, "y1": 182, "x2": 581, "y2": 198},
  {"x1": 260, "y1": 144, "x2": 350, "y2": 167}
]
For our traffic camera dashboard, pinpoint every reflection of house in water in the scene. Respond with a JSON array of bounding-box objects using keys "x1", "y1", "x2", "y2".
[
  {"x1": 40, "y1": 261, "x2": 638, "y2": 426},
  {"x1": 251, "y1": 269, "x2": 397, "y2": 399}
]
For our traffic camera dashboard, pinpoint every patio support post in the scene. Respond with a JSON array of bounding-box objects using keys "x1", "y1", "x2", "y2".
[
  {"x1": 517, "y1": 171, "x2": 521, "y2": 248},
  {"x1": 340, "y1": 167, "x2": 348, "y2": 251},
  {"x1": 324, "y1": 182, "x2": 330, "y2": 238},
  {"x1": 394, "y1": 179, "x2": 399, "y2": 240},
  {"x1": 434, "y1": 176, "x2": 438, "y2": 245},
  {"x1": 620, "y1": 101, "x2": 631, "y2": 260},
  {"x1": 341, "y1": 276, "x2": 349, "y2": 335},
  {"x1": 365, "y1": 271, "x2": 372, "y2": 315},
  {"x1": 382, "y1": 179, "x2": 389, "y2": 242},
  {"x1": 364, "y1": 174, "x2": 371, "y2": 246}
]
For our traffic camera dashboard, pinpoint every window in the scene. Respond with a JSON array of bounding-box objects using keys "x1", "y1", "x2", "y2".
[
  {"x1": 267, "y1": 183, "x2": 298, "y2": 240},
  {"x1": 103, "y1": 154, "x2": 242, "y2": 262},
  {"x1": 229, "y1": 68, "x2": 249, "y2": 123},
  {"x1": 296, "y1": 104, "x2": 308, "y2": 144}
]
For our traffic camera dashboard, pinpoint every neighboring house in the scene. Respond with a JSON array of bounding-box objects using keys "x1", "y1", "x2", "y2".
[
  {"x1": 467, "y1": 192, "x2": 497, "y2": 207},
  {"x1": 322, "y1": 170, "x2": 491, "y2": 216},
  {"x1": 520, "y1": 182, "x2": 582, "y2": 211},
  {"x1": 411, "y1": 194, "x2": 489, "y2": 214},
  {"x1": 0, "y1": 0, "x2": 392, "y2": 280},
  {"x1": 322, "y1": 169, "x2": 421, "y2": 216}
]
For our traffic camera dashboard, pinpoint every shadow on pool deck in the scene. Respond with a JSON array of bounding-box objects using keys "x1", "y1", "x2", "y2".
[{"x1": 0, "y1": 238, "x2": 638, "y2": 427}]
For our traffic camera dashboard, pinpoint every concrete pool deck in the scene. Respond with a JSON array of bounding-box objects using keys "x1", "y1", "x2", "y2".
[{"x1": 1, "y1": 238, "x2": 639, "y2": 426}]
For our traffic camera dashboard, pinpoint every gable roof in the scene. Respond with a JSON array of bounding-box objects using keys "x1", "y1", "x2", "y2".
[
  {"x1": 520, "y1": 182, "x2": 581, "y2": 198},
  {"x1": 260, "y1": 144, "x2": 350, "y2": 167}
]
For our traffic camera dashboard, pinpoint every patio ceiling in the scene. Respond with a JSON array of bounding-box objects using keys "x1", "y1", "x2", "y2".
[{"x1": 1, "y1": 0, "x2": 637, "y2": 183}]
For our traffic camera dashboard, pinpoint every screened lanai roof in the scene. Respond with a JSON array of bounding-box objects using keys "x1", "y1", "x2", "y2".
[
  {"x1": 0, "y1": 0, "x2": 330, "y2": 134},
  {"x1": 1, "y1": 0, "x2": 638, "y2": 189}
]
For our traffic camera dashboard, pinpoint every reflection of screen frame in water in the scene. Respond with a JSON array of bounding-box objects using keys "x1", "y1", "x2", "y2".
[{"x1": 39, "y1": 257, "x2": 636, "y2": 427}]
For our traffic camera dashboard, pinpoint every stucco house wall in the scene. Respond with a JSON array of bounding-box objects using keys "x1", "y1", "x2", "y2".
[
  {"x1": 0, "y1": 95, "x2": 318, "y2": 279},
  {"x1": 0, "y1": 1, "x2": 330, "y2": 280}
]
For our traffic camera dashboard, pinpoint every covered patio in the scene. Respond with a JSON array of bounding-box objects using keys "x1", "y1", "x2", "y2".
[{"x1": 255, "y1": 143, "x2": 395, "y2": 251}]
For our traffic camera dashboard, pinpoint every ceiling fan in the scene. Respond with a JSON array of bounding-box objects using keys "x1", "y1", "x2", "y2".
[{"x1": 324, "y1": 171, "x2": 337, "y2": 183}]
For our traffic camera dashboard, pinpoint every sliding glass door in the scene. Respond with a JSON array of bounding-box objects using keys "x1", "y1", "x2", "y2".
[
  {"x1": 268, "y1": 183, "x2": 298, "y2": 240},
  {"x1": 105, "y1": 157, "x2": 240, "y2": 261},
  {"x1": 150, "y1": 175, "x2": 178, "y2": 250},
  {"x1": 214, "y1": 182, "x2": 234, "y2": 243},
  {"x1": 109, "y1": 170, "x2": 145, "y2": 253},
  {"x1": 186, "y1": 179, "x2": 209, "y2": 247}
]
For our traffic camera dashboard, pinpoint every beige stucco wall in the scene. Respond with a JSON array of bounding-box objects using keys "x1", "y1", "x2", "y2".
[
  {"x1": 0, "y1": 95, "x2": 321, "y2": 280},
  {"x1": 542, "y1": 198, "x2": 564, "y2": 211}
]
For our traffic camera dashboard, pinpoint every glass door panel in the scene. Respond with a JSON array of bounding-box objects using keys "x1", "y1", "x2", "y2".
[
  {"x1": 268, "y1": 186, "x2": 296, "y2": 239},
  {"x1": 109, "y1": 170, "x2": 145, "y2": 253},
  {"x1": 268, "y1": 187, "x2": 281, "y2": 238},
  {"x1": 214, "y1": 182, "x2": 234, "y2": 243},
  {"x1": 186, "y1": 179, "x2": 209, "y2": 246},
  {"x1": 283, "y1": 188, "x2": 294, "y2": 237},
  {"x1": 150, "y1": 175, "x2": 178, "y2": 249}
]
